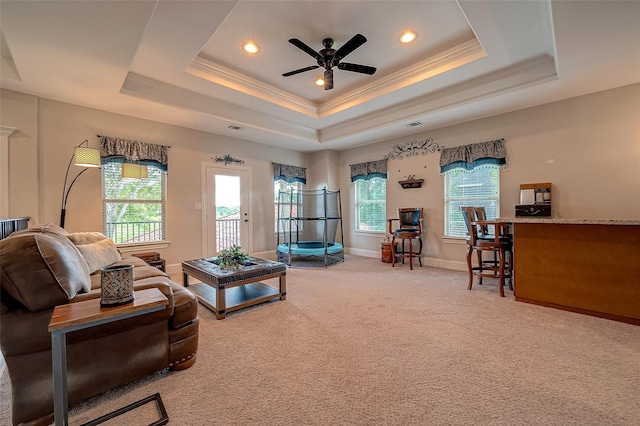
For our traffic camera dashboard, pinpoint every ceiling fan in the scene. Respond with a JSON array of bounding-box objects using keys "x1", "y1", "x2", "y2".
[{"x1": 282, "y1": 34, "x2": 377, "y2": 90}]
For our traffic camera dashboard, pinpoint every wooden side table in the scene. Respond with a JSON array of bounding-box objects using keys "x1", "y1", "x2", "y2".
[
  {"x1": 48, "y1": 288, "x2": 169, "y2": 426},
  {"x1": 133, "y1": 252, "x2": 166, "y2": 272}
]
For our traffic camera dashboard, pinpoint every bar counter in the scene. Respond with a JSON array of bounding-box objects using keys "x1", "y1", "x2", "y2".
[{"x1": 502, "y1": 218, "x2": 640, "y2": 325}]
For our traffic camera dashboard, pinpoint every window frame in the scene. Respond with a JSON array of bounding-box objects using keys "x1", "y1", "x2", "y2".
[
  {"x1": 102, "y1": 162, "x2": 168, "y2": 249},
  {"x1": 444, "y1": 165, "x2": 501, "y2": 238},
  {"x1": 354, "y1": 177, "x2": 387, "y2": 233}
]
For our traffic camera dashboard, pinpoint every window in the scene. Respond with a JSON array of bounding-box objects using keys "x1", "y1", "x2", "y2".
[
  {"x1": 102, "y1": 163, "x2": 167, "y2": 244},
  {"x1": 444, "y1": 165, "x2": 500, "y2": 237},
  {"x1": 274, "y1": 179, "x2": 303, "y2": 232},
  {"x1": 355, "y1": 177, "x2": 387, "y2": 232}
]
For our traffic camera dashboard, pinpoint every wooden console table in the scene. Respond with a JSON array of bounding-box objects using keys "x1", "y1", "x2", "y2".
[
  {"x1": 505, "y1": 218, "x2": 640, "y2": 325},
  {"x1": 48, "y1": 288, "x2": 169, "y2": 426}
]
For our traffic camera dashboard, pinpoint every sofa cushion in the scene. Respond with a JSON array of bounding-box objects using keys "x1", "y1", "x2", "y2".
[
  {"x1": 74, "y1": 238, "x2": 121, "y2": 274},
  {"x1": 89, "y1": 257, "x2": 166, "y2": 290},
  {"x1": 0, "y1": 232, "x2": 91, "y2": 311},
  {"x1": 11, "y1": 223, "x2": 69, "y2": 237}
]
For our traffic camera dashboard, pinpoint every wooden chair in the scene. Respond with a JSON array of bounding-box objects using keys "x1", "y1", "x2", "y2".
[
  {"x1": 387, "y1": 207, "x2": 423, "y2": 270},
  {"x1": 460, "y1": 207, "x2": 513, "y2": 297}
]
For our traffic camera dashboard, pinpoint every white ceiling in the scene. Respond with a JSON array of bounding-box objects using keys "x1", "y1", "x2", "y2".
[{"x1": 1, "y1": 1, "x2": 639, "y2": 152}]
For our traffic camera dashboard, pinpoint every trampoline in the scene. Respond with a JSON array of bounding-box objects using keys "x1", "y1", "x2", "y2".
[
  {"x1": 276, "y1": 188, "x2": 344, "y2": 267},
  {"x1": 277, "y1": 241, "x2": 344, "y2": 256}
]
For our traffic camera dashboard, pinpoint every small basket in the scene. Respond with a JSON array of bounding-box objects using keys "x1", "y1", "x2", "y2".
[{"x1": 100, "y1": 264, "x2": 134, "y2": 306}]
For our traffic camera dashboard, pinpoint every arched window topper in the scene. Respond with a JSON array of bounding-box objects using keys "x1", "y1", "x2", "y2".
[
  {"x1": 439, "y1": 138, "x2": 506, "y2": 173},
  {"x1": 385, "y1": 137, "x2": 443, "y2": 161},
  {"x1": 273, "y1": 162, "x2": 307, "y2": 184},
  {"x1": 98, "y1": 135, "x2": 169, "y2": 172}
]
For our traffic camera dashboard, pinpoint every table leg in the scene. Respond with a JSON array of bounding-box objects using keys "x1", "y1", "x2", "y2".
[
  {"x1": 216, "y1": 285, "x2": 226, "y2": 319},
  {"x1": 183, "y1": 272, "x2": 189, "y2": 287},
  {"x1": 280, "y1": 275, "x2": 287, "y2": 300},
  {"x1": 51, "y1": 330, "x2": 68, "y2": 426}
]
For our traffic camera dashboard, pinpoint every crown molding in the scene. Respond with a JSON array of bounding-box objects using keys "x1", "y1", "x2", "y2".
[
  {"x1": 318, "y1": 55, "x2": 558, "y2": 144},
  {"x1": 185, "y1": 39, "x2": 485, "y2": 120},
  {"x1": 120, "y1": 73, "x2": 319, "y2": 143},
  {"x1": 318, "y1": 38, "x2": 486, "y2": 117},
  {"x1": 187, "y1": 56, "x2": 319, "y2": 118}
]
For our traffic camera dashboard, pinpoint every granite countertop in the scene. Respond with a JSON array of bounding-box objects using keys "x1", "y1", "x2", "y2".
[{"x1": 497, "y1": 218, "x2": 640, "y2": 225}]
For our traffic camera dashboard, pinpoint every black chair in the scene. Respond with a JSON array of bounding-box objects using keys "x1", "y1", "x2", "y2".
[
  {"x1": 460, "y1": 207, "x2": 512, "y2": 297},
  {"x1": 387, "y1": 207, "x2": 423, "y2": 270}
]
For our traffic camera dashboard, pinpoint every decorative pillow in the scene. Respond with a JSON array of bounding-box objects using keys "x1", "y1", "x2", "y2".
[
  {"x1": 0, "y1": 232, "x2": 91, "y2": 311},
  {"x1": 67, "y1": 231, "x2": 110, "y2": 246},
  {"x1": 75, "y1": 238, "x2": 122, "y2": 274}
]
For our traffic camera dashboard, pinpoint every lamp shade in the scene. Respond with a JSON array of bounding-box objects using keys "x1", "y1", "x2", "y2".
[
  {"x1": 121, "y1": 163, "x2": 148, "y2": 179},
  {"x1": 74, "y1": 146, "x2": 101, "y2": 167}
]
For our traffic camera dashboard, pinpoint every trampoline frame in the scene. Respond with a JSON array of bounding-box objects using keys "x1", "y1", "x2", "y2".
[{"x1": 276, "y1": 188, "x2": 344, "y2": 267}]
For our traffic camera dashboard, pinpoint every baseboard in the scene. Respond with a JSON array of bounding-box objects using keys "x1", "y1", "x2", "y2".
[
  {"x1": 344, "y1": 247, "x2": 378, "y2": 258},
  {"x1": 422, "y1": 257, "x2": 467, "y2": 271},
  {"x1": 165, "y1": 250, "x2": 468, "y2": 276}
]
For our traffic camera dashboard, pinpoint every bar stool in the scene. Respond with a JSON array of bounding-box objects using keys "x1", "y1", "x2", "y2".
[
  {"x1": 387, "y1": 207, "x2": 423, "y2": 270},
  {"x1": 461, "y1": 207, "x2": 512, "y2": 297}
]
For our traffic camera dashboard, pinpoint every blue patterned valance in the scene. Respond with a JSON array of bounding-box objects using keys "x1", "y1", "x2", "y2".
[
  {"x1": 439, "y1": 139, "x2": 506, "y2": 173},
  {"x1": 351, "y1": 159, "x2": 387, "y2": 182},
  {"x1": 99, "y1": 135, "x2": 169, "y2": 172},
  {"x1": 273, "y1": 163, "x2": 306, "y2": 184}
]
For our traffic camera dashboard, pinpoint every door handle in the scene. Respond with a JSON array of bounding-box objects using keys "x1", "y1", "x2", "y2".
[{"x1": 244, "y1": 219, "x2": 249, "y2": 223}]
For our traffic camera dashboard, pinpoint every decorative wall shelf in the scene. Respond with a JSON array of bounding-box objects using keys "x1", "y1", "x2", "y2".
[{"x1": 398, "y1": 178, "x2": 424, "y2": 189}]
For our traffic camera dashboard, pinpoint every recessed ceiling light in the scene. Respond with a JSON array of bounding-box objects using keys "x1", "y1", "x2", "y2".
[
  {"x1": 242, "y1": 42, "x2": 259, "y2": 54},
  {"x1": 400, "y1": 31, "x2": 416, "y2": 44},
  {"x1": 314, "y1": 78, "x2": 324, "y2": 87}
]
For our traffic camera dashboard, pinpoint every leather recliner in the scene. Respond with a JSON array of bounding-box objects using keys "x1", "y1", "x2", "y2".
[{"x1": 0, "y1": 224, "x2": 199, "y2": 426}]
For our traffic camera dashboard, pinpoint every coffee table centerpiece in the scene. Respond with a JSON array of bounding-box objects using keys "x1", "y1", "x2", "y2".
[
  {"x1": 182, "y1": 255, "x2": 286, "y2": 319},
  {"x1": 214, "y1": 245, "x2": 251, "y2": 269}
]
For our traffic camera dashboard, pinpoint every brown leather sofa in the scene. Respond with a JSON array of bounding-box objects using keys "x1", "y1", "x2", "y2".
[{"x1": 0, "y1": 224, "x2": 199, "y2": 426}]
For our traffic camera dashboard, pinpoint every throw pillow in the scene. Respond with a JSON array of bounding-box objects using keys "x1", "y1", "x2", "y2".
[{"x1": 75, "y1": 238, "x2": 122, "y2": 274}]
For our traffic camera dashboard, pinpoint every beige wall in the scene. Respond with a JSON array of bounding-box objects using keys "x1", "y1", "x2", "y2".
[
  {"x1": 308, "y1": 150, "x2": 339, "y2": 190},
  {"x1": 3, "y1": 83, "x2": 638, "y2": 271},
  {"x1": 1, "y1": 90, "x2": 308, "y2": 268},
  {"x1": 337, "y1": 83, "x2": 640, "y2": 269},
  {"x1": 0, "y1": 90, "x2": 39, "y2": 220}
]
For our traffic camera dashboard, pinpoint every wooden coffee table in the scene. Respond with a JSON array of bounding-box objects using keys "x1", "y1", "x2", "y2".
[{"x1": 182, "y1": 257, "x2": 286, "y2": 319}]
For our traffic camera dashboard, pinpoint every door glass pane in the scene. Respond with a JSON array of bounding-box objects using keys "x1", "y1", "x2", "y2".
[{"x1": 215, "y1": 175, "x2": 241, "y2": 251}]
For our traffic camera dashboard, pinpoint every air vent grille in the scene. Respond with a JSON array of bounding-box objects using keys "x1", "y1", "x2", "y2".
[
  {"x1": 228, "y1": 125, "x2": 242, "y2": 130},
  {"x1": 406, "y1": 121, "x2": 422, "y2": 127}
]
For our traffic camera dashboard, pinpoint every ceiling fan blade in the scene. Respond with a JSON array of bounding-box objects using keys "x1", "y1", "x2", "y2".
[
  {"x1": 282, "y1": 65, "x2": 320, "y2": 77},
  {"x1": 337, "y1": 62, "x2": 377, "y2": 75},
  {"x1": 288, "y1": 38, "x2": 321, "y2": 60},
  {"x1": 324, "y1": 69, "x2": 334, "y2": 90},
  {"x1": 333, "y1": 34, "x2": 367, "y2": 62}
]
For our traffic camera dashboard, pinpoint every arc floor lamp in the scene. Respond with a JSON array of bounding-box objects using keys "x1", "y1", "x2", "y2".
[{"x1": 60, "y1": 140, "x2": 101, "y2": 228}]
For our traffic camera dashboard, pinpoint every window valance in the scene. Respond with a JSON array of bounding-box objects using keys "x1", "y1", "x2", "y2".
[
  {"x1": 350, "y1": 159, "x2": 387, "y2": 182},
  {"x1": 273, "y1": 163, "x2": 307, "y2": 184},
  {"x1": 99, "y1": 135, "x2": 169, "y2": 172},
  {"x1": 439, "y1": 139, "x2": 506, "y2": 173}
]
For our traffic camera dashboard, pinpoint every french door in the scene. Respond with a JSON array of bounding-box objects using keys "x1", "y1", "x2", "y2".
[{"x1": 202, "y1": 163, "x2": 251, "y2": 257}]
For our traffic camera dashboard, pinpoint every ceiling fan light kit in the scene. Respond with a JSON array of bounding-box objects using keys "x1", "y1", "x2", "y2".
[{"x1": 282, "y1": 33, "x2": 377, "y2": 90}]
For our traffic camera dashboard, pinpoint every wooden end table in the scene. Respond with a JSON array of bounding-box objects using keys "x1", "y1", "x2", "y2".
[
  {"x1": 182, "y1": 257, "x2": 286, "y2": 319},
  {"x1": 48, "y1": 288, "x2": 169, "y2": 426}
]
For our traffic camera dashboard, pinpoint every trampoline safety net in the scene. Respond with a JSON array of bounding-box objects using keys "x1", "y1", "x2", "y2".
[{"x1": 276, "y1": 188, "x2": 344, "y2": 267}]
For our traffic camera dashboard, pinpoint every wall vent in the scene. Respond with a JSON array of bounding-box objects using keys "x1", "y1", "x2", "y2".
[
  {"x1": 405, "y1": 121, "x2": 422, "y2": 127},
  {"x1": 228, "y1": 125, "x2": 242, "y2": 130}
]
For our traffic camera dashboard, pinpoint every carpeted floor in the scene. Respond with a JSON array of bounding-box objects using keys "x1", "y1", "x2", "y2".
[{"x1": 2, "y1": 255, "x2": 639, "y2": 425}]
